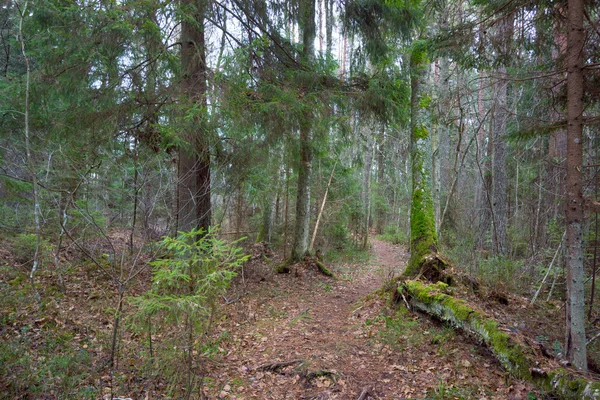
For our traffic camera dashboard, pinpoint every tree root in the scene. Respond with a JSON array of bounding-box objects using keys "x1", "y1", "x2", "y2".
[
  {"x1": 313, "y1": 259, "x2": 334, "y2": 277},
  {"x1": 256, "y1": 360, "x2": 338, "y2": 387},
  {"x1": 415, "y1": 253, "x2": 451, "y2": 283},
  {"x1": 274, "y1": 257, "x2": 335, "y2": 278},
  {"x1": 302, "y1": 369, "x2": 336, "y2": 381},
  {"x1": 256, "y1": 359, "x2": 304, "y2": 373}
]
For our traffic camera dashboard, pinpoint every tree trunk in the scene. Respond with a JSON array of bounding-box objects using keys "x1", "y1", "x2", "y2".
[
  {"x1": 476, "y1": 71, "x2": 492, "y2": 249},
  {"x1": 564, "y1": 0, "x2": 587, "y2": 372},
  {"x1": 376, "y1": 124, "x2": 386, "y2": 234},
  {"x1": 325, "y1": 0, "x2": 333, "y2": 56},
  {"x1": 291, "y1": 0, "x2": 315, "y2": 261},
  {"x1": 291, "y1": 124, "x2": 313, "y2": 261},
  {"x1": 261, "y1": 194, "x2": 275, "y2": 245},
  {"x1": 362, "y1": 131, "x2": 374, "y2": 249},
  {"x1": 405, "y1": 46, "x2": 438, "y2": 277},
  {"x1": 492, "y1": 70, "x2": 507, "y2": 255},
  {"x1": 19, "y1": 2, "x2": 41, "y2": 303},
  {"x1": 178, "y1": 0, "x2": 211, "y2": 233},
  {"x1": 491, "y1": 13, "x2": 513, "y2": 255}
]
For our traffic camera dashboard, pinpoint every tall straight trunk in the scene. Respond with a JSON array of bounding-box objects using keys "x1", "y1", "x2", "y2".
[
  {"x1": 260, "y1": 166, "x2": 277, "y2": 245},
  {"x1": 325, "y1": 0, "x2": 333, "y2": 56},
  {"x1": 283, "y1": 162, "x2": 290, "y2": 259},
  {"x1": 261, "y1": 196, "x2": 275, "y2": 245},
  {"x1": 545, "y1": 8, "x2": 568, "y2": 249},
  {"x1": 291, "y1": 124, "x2": 313, "y2": 260},
  {"x1": 376, "y1": 124, "x2": 386, "y2": 234},
  {"x1": 405, "y1": 47, "x2": 437, "y2": 277},
  {"x1": 310, "y1": 161, "x2": 337, "y2": 251},
  {"x1": 564, "y1": 0, "x2": 587, "y2": 372},
  {"x1": 492, "y1": 69, "x2": 507, "y2": 255},
  {"x1": 362, "y1": 132, "x2": 374, "y2": 249},
  {"x1": 437, "y1": 57, "x2": 451, "y2": 233},
  {"x1": 236, "y1": 180, "x2": 244, "y2": 239},
  {"x1": 491, "y1": 13, "x2": 513, "y2": 255},
  {"x1": 178, "y1": 0, "x2": 211, "y2": 233},
  {"x1": 291, "y1": 0, "x2": 315, "y2": 261},
  {"x1": 19, "y1": 2, "x2": 40, "y2": 302}
]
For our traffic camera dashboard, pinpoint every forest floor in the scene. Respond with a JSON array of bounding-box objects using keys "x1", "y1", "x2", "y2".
[
  {"x1": 3, "y1": 233, "x2": 594, "y2": 399},
  {"x1": 201, "y1": 239, "x2": 539, "y2": 399}
]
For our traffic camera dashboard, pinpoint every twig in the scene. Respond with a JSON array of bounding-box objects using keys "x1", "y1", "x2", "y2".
[
  {"x1": 400, "y1": 292, "x2": 411, "y2": 310},
  {"x1": 356, "y1": 386, "x2": 370, "y2": 400},
  {"x1": 588, "y1": 331, "x2": 600, "y2": 346},
  {"x1": 531, "y1": 231, "x2": 566, "y2": 305}
]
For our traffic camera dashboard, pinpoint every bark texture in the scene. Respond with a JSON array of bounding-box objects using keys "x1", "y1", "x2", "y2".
[
  {"x1": 178, "y1": 0, "x2": 211, "y2": 233},
  {"x1": 565, "y1": 0, "x2": 587, "y2": 372},
  {"x1": 291, "y1": 0, "x2": 316, "y2": 261},
  {"x1": 491, "y1": 13, "x2": 513, "y2": 255}
]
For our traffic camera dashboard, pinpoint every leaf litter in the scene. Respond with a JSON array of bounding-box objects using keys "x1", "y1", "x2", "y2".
[{"x1": 204, "y1": 239, "x2": 539, "y2": 399}]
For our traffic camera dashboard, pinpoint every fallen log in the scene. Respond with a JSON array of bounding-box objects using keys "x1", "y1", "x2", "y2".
[{"x1": 399, "y1": 280, "x2": 600, "y2": 400}]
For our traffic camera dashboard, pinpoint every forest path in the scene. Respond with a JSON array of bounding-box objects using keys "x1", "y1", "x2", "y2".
[{"x1": 209, "y1": 238, "x2": 534, "y2": 399}]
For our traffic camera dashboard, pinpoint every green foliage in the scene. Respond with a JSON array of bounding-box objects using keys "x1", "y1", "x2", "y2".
[
  {"x1": 324, "y1": 244, "x2": 371, "y2": 265},
  {"x1": 378, "y1": 225, "x2": 408, "y2": 245},
  {"x1": 0, "y1": 330, "x2": 95, "y2": 398},
  {"x1": 378, "y1": 307, "x2": 422, "y2": 350},
  {"x1": 478, "y1": 255, "x2": 523, "y2": 291},
  {"x1": 134, "y1": 228, "x2": 247, "y2": 322},
  {"x1": 130, "y1": 228, "x2": 248, "y2": 391},
  {"x1": 11, "y1": 233, "x2": 51, "y2": 266},
  {"x1": 343, "y1": 0, "x2": 423, "y2": 63}
]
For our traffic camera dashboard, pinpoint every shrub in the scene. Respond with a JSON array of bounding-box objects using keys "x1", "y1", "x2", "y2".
[
  {"x1": 130, "y1": 228, "x2": 248, "y2": 397},
  {"x1": 378, "y1": 225, "x2": 408, "y2": 245},
  {"x1": 11, "y1": 233, "x2": 51, "y2": 267}
]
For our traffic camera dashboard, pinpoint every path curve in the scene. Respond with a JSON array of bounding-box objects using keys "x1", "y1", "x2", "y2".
[{"x1": 208, "y1": 239, "x2": 534, "y2": 399}]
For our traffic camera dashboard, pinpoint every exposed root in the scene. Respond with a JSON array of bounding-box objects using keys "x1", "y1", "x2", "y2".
[
  {"x1": 312, "y1": 259, "x2": 334, "y2": 277},
  {"x1": 256, "y1": 359, "x2": 304, "y2": 373},
  {"x1": 417, "y1": 253, "x2": 451, "y2": 284},
  {"x1": 275, "y1": 257, "x2": 335, "y2": 278}
]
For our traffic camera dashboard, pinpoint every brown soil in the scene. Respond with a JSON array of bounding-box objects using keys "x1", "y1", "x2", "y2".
[
  {"x1": 204, "y1": 239, "x2": 537, "y2": 399},
  {"x1": 0, "y1": 235, "x2": 557, "y2": 399}
]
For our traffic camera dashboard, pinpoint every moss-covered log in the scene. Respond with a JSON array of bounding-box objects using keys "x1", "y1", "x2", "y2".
[{"x1": 400, "y1": 280, "x2": 600, "y2": 399}]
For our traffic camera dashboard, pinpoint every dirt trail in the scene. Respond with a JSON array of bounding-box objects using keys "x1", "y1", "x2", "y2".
[{"x1": 209, "y1": 239, "x2": 534, "y2": 399}]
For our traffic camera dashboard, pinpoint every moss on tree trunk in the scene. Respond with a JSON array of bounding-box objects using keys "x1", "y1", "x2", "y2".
[{"x1": 404, "y1": 42, "x2": 440, "y2": 279}]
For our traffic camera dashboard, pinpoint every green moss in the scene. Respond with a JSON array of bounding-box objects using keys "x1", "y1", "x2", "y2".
[
  {"x1": 400, "y1": 281, "x2": 600, "y2": 399},
  {"x1": 440, "y1": 296, "x2": 472, "y2": 321},
  {"x1": 405, "y1": 186, "x2": 437, "y2": 277},
  {"x1": 547, "y1": 370, "x2": 600, "y2": 399},
  {"x1": 314, "y1": 260, "x2": 334, "y2": 277},
  {"x1": 414, "y1": 124, "x2": 429, "y2": 140},
  {"x1": 275, "y1": 262, "x2": 290, "y2": 274},
  {"x1": 402, "y1": 281, "x2": 531, "y2": 379}
]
